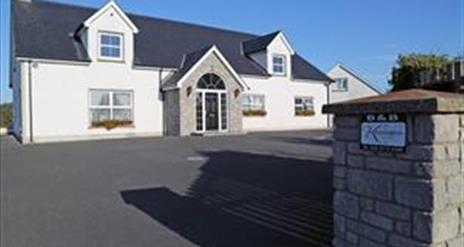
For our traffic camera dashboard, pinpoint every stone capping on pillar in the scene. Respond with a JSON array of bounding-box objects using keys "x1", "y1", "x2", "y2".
[
  {"x1": 323, "y1": 89, "x2": 464, "y2": 114},
  {"x1": 322, "y1": 89, "x2": 464, "y2": 247}
]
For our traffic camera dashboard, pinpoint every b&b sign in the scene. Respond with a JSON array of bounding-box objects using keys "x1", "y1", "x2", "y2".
[{"x1": 360, "y1": 114, "x2": 407, "y2": 152}]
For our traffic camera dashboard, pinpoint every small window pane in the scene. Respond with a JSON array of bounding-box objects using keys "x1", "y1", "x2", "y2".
[
  {"x1": 110, "y1": 47, "x2": 120, "y2": 57},
  {"x1": 113, "y1": 109, "x2": 132, "y2": 121},
  {"x1": 101, "y1": 35, "x2": 111, "y2": 45},
  {"x1": 90, "y1": 109, "x2": 111, "y2": 122},
  {"x1": 273, "y1": 65, "x2": 283, "y2": 73},
  {"x1": 273, "y1": 56, "x2": 283, "y2": 64},
  {"x1": 111, "y1": 36, "x2": 120, "y2": 46},
  {"x1": 101, "y1": 47, "x2": 112, "y2": 57},
  {"x1": 91, "y1": 91, "x2": 110, "y2": 106},
  {"x1": 113, "y1": 92, "x2": 131, "y2": 106}
]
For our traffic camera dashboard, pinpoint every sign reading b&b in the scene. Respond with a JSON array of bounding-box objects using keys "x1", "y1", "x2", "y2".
[{"x1": 360, "y1": 114, "x2": 407, "y2": 152}]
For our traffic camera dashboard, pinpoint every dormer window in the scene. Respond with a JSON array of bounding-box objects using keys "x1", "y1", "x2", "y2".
[
  {"x1": 334, "y1": 78, "x2": 348, "y2": 91},
  {"x1": 272, "y1": 54, "x2": 286, "y2": 75},
  {"x1": 98, "y1": 32, "x2": 123, "y2": 61}
]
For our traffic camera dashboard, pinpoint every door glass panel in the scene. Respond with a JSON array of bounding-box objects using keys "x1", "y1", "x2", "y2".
[
  {"x1": 221, "y1": 93, "x2": 227, "y2": 130},
  {"x1": 205, "y1": 93, "x2": 219, "y2": 131},
  {"x1": 196, "y1": 92, "x2": 203, "y2": 131}
]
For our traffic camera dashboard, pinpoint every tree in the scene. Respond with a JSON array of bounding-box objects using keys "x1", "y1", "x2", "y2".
[
  {"x1": 389, "y1": 53, "x2": 449, "y2": 91},
  {"x1": 0, "y1": 103, "x2": 13, "y2": 128}
]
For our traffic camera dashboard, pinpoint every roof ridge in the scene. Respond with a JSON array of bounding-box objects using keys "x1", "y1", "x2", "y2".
[{"x1": 31, "y1": 0, "x2": 258, "y2": 38}]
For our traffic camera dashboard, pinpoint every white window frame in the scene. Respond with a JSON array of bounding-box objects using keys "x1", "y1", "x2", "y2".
[
  {"x1": 88, "y1": 89, "x2": 133, "y2": 125},
  {"x1": 333, "y1": 78, "x2": 348, "y2": 92},
  {"x1": 98, "y1": 31, "x2": 124, "y2": 61},
  {"x1": 242, "y1": 94, "x2": 266, "y2": 111},
  {"x1": 271, "y1": 54, "x2": 286, "y2": 76},
  {"x1": 294, "y1": 96, "x2": 314, "y2": 116}
]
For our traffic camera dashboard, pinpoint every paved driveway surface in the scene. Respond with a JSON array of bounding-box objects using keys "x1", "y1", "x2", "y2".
[{"x1": 1, "y1": 130, "x2": 334, "y2": 247}]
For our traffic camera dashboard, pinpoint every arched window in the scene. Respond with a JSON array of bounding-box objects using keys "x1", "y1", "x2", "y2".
[{"x1": 197, "y1": 73, "x2": 226, "y2": 90}]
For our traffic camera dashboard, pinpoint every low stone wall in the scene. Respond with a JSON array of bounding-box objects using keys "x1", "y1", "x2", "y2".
[{"x1": 324, "y1": 90, "x2": 464, "y2": 247}]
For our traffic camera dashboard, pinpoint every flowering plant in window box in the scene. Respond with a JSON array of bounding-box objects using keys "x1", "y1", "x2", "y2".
[
  {"x1": 91, "y1": 120, "x2": 133, "y2": 130},
  {"x1": 295, "y1": 109, "x2": 315, "y2": 117},
  {"x1": 243, "y1": 109, "x2": 267, "y2": 117}
]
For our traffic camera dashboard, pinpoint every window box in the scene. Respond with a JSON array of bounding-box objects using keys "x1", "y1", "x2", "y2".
[
  {"x1": 91, "y1": 120, "x2": 134, "y2": 130},
  {"x1": 243, "y1": 109, "x2": 267, "y2": 117},
  {"x1": 295, "y1": 109, "x2": 315, "y2": 117}
]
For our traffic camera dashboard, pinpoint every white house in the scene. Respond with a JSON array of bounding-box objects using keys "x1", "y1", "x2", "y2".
[
  {"x1": 326, "y1": 63, "x2": 383, "y2": 126},
  {"x1": 10, "y1": 0, "x2": 332, "y2": 143}
]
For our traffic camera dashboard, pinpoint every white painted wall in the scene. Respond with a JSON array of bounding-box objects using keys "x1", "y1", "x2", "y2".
[
  {"x1": 21, "y1": 61, "x2": 168, "y2": 143},
  {"x1": 242, "y1": 75, "x2": 328, "y2": 131},
  {"x1": 327, "y1": 65, "x2": 381, "y2": 103}
]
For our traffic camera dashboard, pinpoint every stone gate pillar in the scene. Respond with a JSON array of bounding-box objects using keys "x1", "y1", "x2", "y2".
[{"x1": 323, "y1": 89, "x2": 463, "y2": 247}]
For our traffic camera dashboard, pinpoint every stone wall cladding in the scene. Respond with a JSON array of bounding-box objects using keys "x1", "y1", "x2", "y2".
[
  {"x1": 163, "y1": 89, "x2": 180, "y2": 136},
  {"x1": 178, "y1": 52, "x2": 243, "y2": 136},
  {"x1": 332, "y1": 113, "x2": 464, "y2": 247}
]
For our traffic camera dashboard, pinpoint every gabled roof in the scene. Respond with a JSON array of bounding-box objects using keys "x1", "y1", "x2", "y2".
[
  {"x1": 163, "y1": 45, "x2": 249, "y2": 91},
  {"x1": 83, "y1": 1, "x2": 139, "y2": 34},
  {"x1": 242, "y1": 31, "x2": 280, "y2": 54},
  {"x1": 13, "y1": 0, "x2": 331, "y2": 82},
  {"x1": 242, "y1": 31, "x2": 295, "y2": 55},
  {"x1": 329, "y1": 63, "x2": 384, "y2": 94}
]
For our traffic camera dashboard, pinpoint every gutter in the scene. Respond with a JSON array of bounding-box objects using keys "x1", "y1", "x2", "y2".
[
  {"x1": 325, "y1": 81, "x2": 333, "y2": 128},
  {"x1": 27, "y1": 60, "x2": 33, "y2": 143}
]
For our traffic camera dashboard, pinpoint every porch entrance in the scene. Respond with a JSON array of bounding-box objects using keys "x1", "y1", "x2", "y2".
[{"x1": 196, "y1": 74, "x2": 228, "y2": 133}]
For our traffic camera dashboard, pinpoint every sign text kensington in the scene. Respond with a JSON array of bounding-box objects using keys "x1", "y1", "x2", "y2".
[{"x1": 360, "y1": 114, "x2": 407, "y2": 152}]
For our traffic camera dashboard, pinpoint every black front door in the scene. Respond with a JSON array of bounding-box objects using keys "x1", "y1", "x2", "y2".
[{"x1": 205, "y1": 93, "x2": 219, "y2": 131}]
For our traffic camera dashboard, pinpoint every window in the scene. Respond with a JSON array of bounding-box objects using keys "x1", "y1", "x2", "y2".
[
  {"x1": 333, "y1": 78, "x2": 348, "y2": 91},
  {"x1": 272, "y1": 55, "x2": 286, "y2": 75},
  {"x1": 294, "y1": 96, "x2": 315, "y2": 117},
  {"x1": 197, "y1": 74, "x2": 226, "y2": 90},
  {"x1": 242, "y1": 94, "x2": 266, "y2": 116},
  {"x1": 242, "y1": 94, "x2": 265, "y2": 111},
  {"x1": 89, "y1": 90, "x2": 133, "y2": 124},
  {"x1": 99, "y1": 32, "x2": 123, "y2": 60}
]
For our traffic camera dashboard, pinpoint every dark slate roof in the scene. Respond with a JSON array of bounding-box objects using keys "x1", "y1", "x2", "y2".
[
  {"x1": 13, "y1": 0, "x2": 332, "y2": 82},
  {"x1": 242, "y1": 31, "x2": 280, "y2": 54},
  {"x1": 163, "y1": 45, "x2": 213, "y2": 89}
]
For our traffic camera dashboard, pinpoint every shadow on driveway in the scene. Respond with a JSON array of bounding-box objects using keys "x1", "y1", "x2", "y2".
[{"x1": 121, "y1": 151, "x2": 333, "y2": 247}]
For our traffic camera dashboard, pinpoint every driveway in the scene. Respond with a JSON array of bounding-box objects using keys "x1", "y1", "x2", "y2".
[{"x1": 1, "y1": 130, "x2": 334, "y2": 247}]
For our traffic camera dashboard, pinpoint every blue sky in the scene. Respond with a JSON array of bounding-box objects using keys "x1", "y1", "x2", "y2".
[{"x1": 1, "y1": 0, "x2": 463, "y2": 103}]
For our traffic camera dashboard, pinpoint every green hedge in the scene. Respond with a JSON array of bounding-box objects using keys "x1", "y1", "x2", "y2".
[{"x1": 0, "y1": 103, "x2": 12, "y2": 128}]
